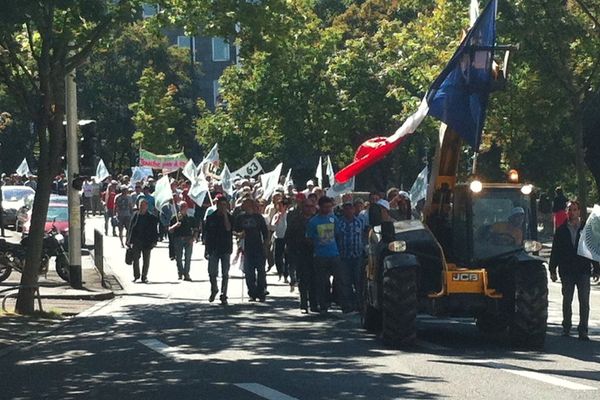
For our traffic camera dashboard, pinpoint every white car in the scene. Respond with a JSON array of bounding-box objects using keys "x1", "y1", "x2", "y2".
[{"x1": 1, "y1": 185, "x2": 35, "y2": 228}]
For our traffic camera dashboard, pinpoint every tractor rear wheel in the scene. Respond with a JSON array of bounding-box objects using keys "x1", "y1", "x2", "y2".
[
  {"x1": 382, "y1": 267, "x2": 417, "y2": 347},
  {"x1": 510, "y1": 263, "x2": 548, "y2": 349}
]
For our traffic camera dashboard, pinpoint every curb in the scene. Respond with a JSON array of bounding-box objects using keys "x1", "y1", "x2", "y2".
[
  {"x1": 36, "y1": 291, "x2": 115, "y2": 301},
  {"x1": 0, "y1": 296, "x2": 117, "y2": 360}
]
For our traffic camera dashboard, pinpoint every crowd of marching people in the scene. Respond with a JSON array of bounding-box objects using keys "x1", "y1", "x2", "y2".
[{"x1": 93, "y1": 172, "x2": 414, "y2": 313}]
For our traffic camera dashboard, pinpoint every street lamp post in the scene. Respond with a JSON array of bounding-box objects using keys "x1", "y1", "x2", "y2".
[{"x1": 65, "y1": 70, "x2": 82, "y2": 289}]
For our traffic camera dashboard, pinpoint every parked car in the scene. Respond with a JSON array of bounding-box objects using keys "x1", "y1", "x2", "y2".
[
  {"x1": 19, "y1": 200, "x2": 86, "y2": 245},
  {"x1": 22, "y1": 202, "x2": 69, "y2": 236},
  {"x1": 1, "y1": 186, "x2": 35, "y2": 228}
]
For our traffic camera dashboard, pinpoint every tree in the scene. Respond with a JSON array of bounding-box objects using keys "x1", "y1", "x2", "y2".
[
  {"x1": 0, "y1": 0, "x2": 147, "y2": 314},
  {"x1": 77, "y1": 22, "x2": 195, "y2": 171},
  {"x1": 498, "y1": 0, "x2": 600, "y2": 208},
  {"x1": 129, "y1": 66, "x2": 184, "y2": 153}
]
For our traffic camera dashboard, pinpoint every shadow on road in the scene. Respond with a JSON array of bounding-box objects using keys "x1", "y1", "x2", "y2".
[{"x1": 0, "y1": 297, "x2": 447, "y2": 400}]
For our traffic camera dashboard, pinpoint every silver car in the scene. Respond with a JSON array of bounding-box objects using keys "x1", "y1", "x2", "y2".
[{"x1": 1, "y1": 186, "x2": 35, "y2": 227}]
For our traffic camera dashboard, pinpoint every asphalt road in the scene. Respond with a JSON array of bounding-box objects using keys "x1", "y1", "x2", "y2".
[{"x1": 0, "y1": 216, "x2": 599, "y2": 399}]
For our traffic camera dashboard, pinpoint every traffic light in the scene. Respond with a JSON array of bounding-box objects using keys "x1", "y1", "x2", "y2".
[{"x1": 79, "y1": 120, "x2": 97, "y2": 176}]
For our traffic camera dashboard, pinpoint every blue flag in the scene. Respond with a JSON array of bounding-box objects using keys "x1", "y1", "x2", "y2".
[{"x1": 426, "y1": 0, "x2": 497, "y2": 150}]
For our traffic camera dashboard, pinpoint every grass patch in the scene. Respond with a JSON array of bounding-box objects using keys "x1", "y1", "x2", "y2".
[{"x1": 0, "y1": 308, "x2": 64, "y2": 320}]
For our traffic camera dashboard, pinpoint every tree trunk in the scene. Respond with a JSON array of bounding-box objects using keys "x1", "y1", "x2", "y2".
[{"x1": 15, "y1": 72, "x2": 65, "y2": 314}]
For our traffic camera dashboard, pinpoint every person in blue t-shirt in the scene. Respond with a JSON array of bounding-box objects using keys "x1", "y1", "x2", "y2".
[{"x1": 307, "y1": 196, "x2": 351, "y2": 314}]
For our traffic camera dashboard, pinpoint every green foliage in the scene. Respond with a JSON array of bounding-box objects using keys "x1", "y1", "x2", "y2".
[
  {"x1": 190, "y1": 0, "x2": 600, "y2": 196},
  {"x1": 129, "y1": 67, "x2": 184, "y2": 153},
  {"x1": 77, "y1": 21, "x2": 195, "y2": 170}
]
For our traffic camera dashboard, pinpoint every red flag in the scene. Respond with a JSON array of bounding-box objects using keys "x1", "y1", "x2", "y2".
[
  {"x1": 335, "y1": 99, "x2": 430, "y2": 183},
  {"x1": 335, "y1": 137, "x2": 408, "y2": 183}
]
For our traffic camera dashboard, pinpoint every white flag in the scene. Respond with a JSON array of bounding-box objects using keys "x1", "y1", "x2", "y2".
[
  {"x1": 315, "y1": 156, "x2": 323, "y2": 187},
  {"x1": 232, "y1": 157, "x2": 264, "y2": 178},
  {"x1": 261, "y1": 163, "x2": 283, "y2": 200},
  {"x1": 409, "y1": 166, "x2": 429, "y2": 205},
  {"x1": 203, "y1": 143, "x2": 219, "y2": 164},
  {"x1": 470, "y1": 0, "x2": 480, "y2": 26},
  {"x1": 284, "y1": 168, "x2": 293, "y2": 188},
  {"x1": 131, "y1": 166, "x2": 153, "y2": 184},
  {"x1": 182, "y1": 159, "x2": 197, "y2": 182},
  {"x1": 16, "y1": 158, "x2": 31, "y2": 177},
  {"x1": 326, "y1": 156, "x2": 335, "y2": 187},
  {"x1": 578, "y1": 204, "x2": 600, "y2": 262},
  {"x1": 94, "y1": 159, "x2": 110, "y2": 183},
  {"x1": 153, "y1": 175, "x2": 173, "y2": 212},
  {"x1": 327, "y1": 177, "x2": 355, "y2": 198},
  {"x1": 220, "y1": 163, "x2": 234, "y2": 196}
]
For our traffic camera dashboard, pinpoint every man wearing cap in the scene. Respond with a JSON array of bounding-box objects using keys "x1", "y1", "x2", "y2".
[
  {"x1": 489, "y1": 207, "x2": 525, "y2": 245},
  {"x1": 286, "y1": 198, "x2": 317, "y2": 312},
  {"x1": 307, "y1": 196, "x2": 351, "y2": 313},
  {"x1": 336, "y1": 200, "x2": 367, "y2": 311},
  {"x1": 303, "y1": 180, "x2": 315, "y2": 196}
]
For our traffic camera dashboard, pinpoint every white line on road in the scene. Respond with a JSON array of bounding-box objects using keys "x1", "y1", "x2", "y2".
[
  {"x1": 139, "y1": 339, "x2": 183, "y2": 360},
  {"x1": 468, "y1": 360, "x2": 597, "y2": 391},
  {"x1": 235, "y1": 383, "x2": 299, "y2": 400},
  {"x1": 497, "y1": 367, "x2": 597, "y2": 391}
]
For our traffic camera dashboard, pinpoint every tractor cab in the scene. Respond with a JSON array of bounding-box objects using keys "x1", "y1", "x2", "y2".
[{"x1": 448, "y1": 183, "x2": 540, "y2": 267}]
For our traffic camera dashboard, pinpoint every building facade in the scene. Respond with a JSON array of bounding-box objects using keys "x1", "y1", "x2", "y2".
[{"x1": 143, "y1": 4, "x2": 237, "y2": 111}]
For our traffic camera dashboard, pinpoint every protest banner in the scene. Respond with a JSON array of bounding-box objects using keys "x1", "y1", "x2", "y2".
[{"x1": 139, "y1": 149, "x2": 187, "y2": 170}]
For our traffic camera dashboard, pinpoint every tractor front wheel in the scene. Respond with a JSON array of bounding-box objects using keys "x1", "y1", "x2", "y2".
[
  {"x1": 510, "y1": 263, "x2": 548, "y2": 349},
  {"x1": 382, "y1": 267, "x2": 417, "y2": 347}
]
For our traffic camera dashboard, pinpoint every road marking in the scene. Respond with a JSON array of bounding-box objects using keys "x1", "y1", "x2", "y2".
[
  {"x1": 468, "y1": 360, "x2": 597, "y2": 391},
  {"x1": 235, "y1": 383, "x2": 299, "y2": 400},
  {"x1": 497, "y1": 367, "x2": 597, "y2": 391},
  {"x1": 139, "y1": 339, "x2": 183, "y2": 360}
]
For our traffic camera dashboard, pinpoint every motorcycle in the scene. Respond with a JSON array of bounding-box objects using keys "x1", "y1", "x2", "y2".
[{"x1": 0, "y1": 225, "x2": 70, "y2": 282}]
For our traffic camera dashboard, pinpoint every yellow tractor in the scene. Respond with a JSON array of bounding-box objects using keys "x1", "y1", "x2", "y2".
[{"x1": 360, "y1": 0, "x2": 547, "y2": 349}]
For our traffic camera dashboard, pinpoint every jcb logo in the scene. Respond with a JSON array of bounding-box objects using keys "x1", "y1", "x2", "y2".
[{"x1": 452, "y1": 273, "x2": 479, "y2": 282}]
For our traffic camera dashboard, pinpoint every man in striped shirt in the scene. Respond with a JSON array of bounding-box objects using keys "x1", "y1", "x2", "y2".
[{"x1": 336, "y1": 201, "x2": 368, "y2": 311}]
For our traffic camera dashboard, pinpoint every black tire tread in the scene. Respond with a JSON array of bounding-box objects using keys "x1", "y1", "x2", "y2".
[
  {"x1": 510, "y1": 264, "x2": 548, "y2": 349},
  {"x1": 382, "y1": 267, "x2": 417, "y2": 347}
]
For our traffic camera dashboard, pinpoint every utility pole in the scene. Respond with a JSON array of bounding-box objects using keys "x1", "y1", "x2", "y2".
[{"x1": 65, "y1": 70, "x2": 82, "y2": 289}]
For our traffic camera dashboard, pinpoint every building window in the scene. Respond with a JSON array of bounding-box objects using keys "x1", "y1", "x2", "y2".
[
  {"x1": 142, "y1": 4, "x2": 158, "y2": 18},
  {"x1": 176, "y1": 36, "x2": 196, "y2": 62},
  {"x1": 177, "y1": 35, "x2": 192, "y2": 48},
  {"x1": 212, "y1": 37, "x2": 230, "y2": 62},
  {"x1": 213, "y1": 80, "x2": 221, "y2": 107}
]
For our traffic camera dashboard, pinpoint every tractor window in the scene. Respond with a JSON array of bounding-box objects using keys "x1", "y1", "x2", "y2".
[{"x1": 472, "y1": 188, "x2": 532, "y2": 260}]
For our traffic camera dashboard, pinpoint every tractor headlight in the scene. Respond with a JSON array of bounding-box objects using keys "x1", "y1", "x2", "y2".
[
  {"x1": 521, "y1": 184, "x2": 533, "y2": 195},
  {"x1": 524, "y1": 240, "x2": 542, "y2": 253},
  {"x1": 388, "y1": 240, "x2": 407, "y2": 253},
  {"x1": 470, "y1": 180, "x2": 483, "y2": 193}
]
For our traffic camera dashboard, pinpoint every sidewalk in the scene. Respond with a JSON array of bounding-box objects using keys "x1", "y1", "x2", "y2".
[{"x1": 0, "y1": 235, "x2": 114, "y2": 357}]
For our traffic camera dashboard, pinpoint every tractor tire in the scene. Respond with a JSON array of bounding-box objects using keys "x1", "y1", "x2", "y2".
[
  {"x1": 510, "y1": 264, "x2": 548, "y2": 349},
  {"x1": 361, "y1": 271, "x2": 381, "y2": 332},
  {"x1": 382, "y1": 267, "x2": 417, "y2": 347}
]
